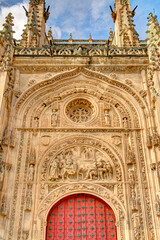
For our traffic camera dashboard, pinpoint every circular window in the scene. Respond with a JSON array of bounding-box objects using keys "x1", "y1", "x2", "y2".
[{"x1": 66, "y1": 98, "x2": 94, "y2": 123}]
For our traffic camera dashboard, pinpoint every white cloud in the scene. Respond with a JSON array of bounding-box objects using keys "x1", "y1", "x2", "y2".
[
  {"x1": 0, "y1": 0, "x2": 155, "y2": 40},
  {"x1": 91, "y1": 0, "x2": 107, "y2": 21},
  {"x1": 0, "y1": 0, "x2": 115, "y2": 40},
  {"x1": 0, "y1": 0, "x2": 28, "y2": 39}
]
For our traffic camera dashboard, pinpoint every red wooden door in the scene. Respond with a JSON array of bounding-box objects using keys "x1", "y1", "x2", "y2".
[{"x1": 46, "y1": 194, "x2": 117, "y2": 240}]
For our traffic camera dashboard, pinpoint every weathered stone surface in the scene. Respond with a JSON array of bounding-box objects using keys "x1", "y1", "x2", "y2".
[{"x1": 0, "y1": 1, "x2": 160, "y2": 240}]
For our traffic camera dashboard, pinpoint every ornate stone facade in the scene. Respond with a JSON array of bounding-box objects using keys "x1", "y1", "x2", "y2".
[{"x1": 0, "y1": 0, "x2": 160, "y2": 240}]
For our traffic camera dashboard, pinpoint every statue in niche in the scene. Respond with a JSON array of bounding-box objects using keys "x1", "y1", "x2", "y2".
[
  {"x1": 130, "y1": 187, "x2": 138, "y2": 211},
  {"x1": 104, "y1": 109, "x2": 111, "y2": 126},
  {"x1": 122, "y1": 117, "x2": 129, "y2": 128},
  {"x1": 28, "y1": 164, "x2": 35, "y2": 181},
  {"x1": 51, "y1": 109, "x2": 58, "y2": 127},
  {"x1": 128, "y1": 168, "x2": 135, "y2": 186},
  {"x1": 49, "y1": 159, "x2": 59, "y2": 181},
  {"x1": 34, "y1": 117, "x2": 39, "y2": 128},
  {"x1": 155, "y1": 195, "x2": 160, "y2": 216}
]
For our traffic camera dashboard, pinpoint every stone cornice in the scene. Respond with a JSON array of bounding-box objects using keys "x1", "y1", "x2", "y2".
[{"x1": 17, "y1": 127, "x2": 142, "y2": 132}]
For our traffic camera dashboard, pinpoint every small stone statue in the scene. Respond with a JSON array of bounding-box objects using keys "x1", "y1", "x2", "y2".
[
  {"x1": 28, "y1": 164, "x2": 35, "y2": 181},
  {"x1": 128, "y1": 169, "x2": 135, "y2": 186},
  {"x1": 122, "y1": 117, "x2": 128, "y2": 128},
  {"x1": 34, "y1": 117, "x2": 39, "y2": 128},
  {"x1": 51, "y1": 109, "x2": 58, "y2": 127},
  {"x1": 104, "y1": 109, "x2": 111, "y2": 126}
]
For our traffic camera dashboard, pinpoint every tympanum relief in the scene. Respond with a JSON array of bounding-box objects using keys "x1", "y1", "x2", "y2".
[{"x1": 46, "y1": 147, "x2": 114, "y2": 182}]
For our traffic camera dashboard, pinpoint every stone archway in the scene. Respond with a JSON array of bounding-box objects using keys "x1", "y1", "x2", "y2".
[{"x1": 46, "y1": 193, "x2": 118, "y2": 240}]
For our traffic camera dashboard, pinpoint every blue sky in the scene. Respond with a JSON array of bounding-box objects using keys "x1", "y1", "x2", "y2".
[{"x1": 0, "y1": 0, "x2": 159, "y2": 40}]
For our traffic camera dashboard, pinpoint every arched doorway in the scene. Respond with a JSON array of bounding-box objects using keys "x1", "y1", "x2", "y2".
[{"x1": 46, "y1": 193, "x2": 117, "y2": 240}]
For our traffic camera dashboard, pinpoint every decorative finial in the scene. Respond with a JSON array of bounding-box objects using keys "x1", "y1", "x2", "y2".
[
  {"x1": 89, "y1": 33, "x2": 92, "y2": 44},
  {"x1": 69, "y1": 33, "x2": 72, "y2": 44}
]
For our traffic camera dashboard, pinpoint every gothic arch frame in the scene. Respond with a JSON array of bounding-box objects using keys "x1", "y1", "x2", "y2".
[
  {"x1": 13, "y1": 67, "x2": 147, "y2": 129},
  {"x1": 37, "y1": 183, "x2": 126, "y2": 240}
]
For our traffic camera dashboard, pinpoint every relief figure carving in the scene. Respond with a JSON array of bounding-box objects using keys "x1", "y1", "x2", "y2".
[{"x1": 46, "y1": 147, "x2": 114, "y2": 182}]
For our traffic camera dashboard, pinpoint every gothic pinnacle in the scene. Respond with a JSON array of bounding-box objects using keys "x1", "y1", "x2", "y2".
[
  {"x1": 110, "y1": 0, "x2": 139, "y2": 47},
  {"x1": 20, "y1": 0, "x2": 50, "y2": 47}
]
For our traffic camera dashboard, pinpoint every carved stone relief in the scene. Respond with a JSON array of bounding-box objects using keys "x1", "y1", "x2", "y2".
[
  {"x1": 6, "y1": 67, "x2": 156, "y2": 240},
  {"x1": 47, "y1": 146, "x2": 114, "y2": 182},
  {"x1": 25, "y1": 184, "x2": 33, "y2": 211}
]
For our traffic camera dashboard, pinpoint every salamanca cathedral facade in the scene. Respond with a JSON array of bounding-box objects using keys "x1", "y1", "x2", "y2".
[{"x1": 0, "y1": 0, "x2": 160, "y2": 240}]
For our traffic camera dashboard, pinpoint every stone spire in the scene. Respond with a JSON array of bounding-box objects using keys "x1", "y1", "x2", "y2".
[
  {"x1": 0, "y1": 13, "x2": 15, "y2": 70},
  {"x1": 146, "y1": 13, "x2": 160, "y2": 105},
  {"x1": 110, "y1": 0, "x2": 139, "y2": 47},
  {"x1": 20, "y1": 0, "x2": 50, "y2": 47},
  {"x1": 108, "y1": 28, "x2": 114, "y2": 45},
  {"x1": 147, "y1": 13, "x2": 160, "y2": 48}
]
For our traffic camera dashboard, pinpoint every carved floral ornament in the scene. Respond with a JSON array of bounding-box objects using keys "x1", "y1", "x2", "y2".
[{"x1": 14, "y1": 67, "x2": 146, "y2": 116}]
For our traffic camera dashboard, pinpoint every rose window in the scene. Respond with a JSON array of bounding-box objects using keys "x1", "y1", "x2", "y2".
[{"x1": 66, "y1": 99, "x2": 94, "y2": 123}]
